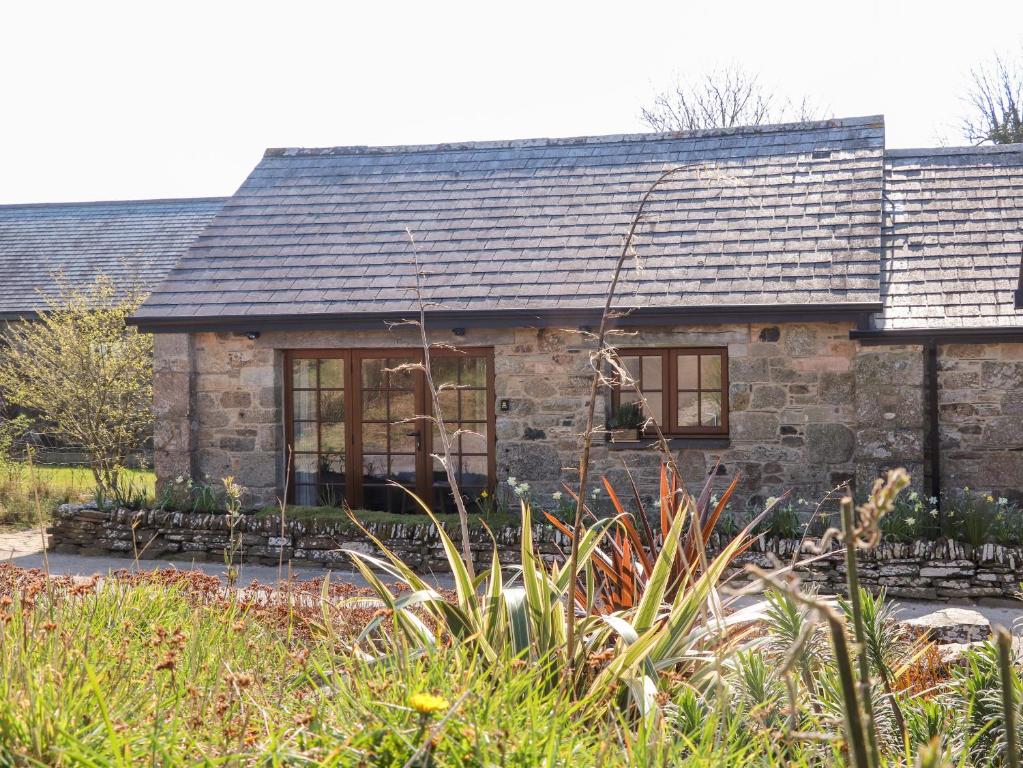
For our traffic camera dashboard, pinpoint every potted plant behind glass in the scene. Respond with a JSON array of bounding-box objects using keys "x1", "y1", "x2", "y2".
[{"x1": 609, "y1": 401, "x2": 644, "y2": 443}]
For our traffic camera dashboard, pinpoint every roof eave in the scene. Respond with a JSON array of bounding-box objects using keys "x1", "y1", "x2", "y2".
[
  {"x1": 130, "y1": 302, "x2": 882, "y2": 334},
  {"x1": 850, "y1": 325, "x2": 1023, "y2": 345}
]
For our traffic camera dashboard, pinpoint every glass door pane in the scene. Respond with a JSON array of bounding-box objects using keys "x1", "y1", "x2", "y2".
[
  {"x1": 288, "y1": 355, "x2": 347, "y2": 507},
  {"x1": 357, "y1": 355, "x2": 423, "y2": 513}
]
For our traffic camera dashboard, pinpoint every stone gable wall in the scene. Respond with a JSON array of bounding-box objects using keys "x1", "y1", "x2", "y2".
[
  {"x1": 939, "y1": 343, "x2": 1023, "y2": 501},
  {"x1": 155, "y1": 322, "x2": 869, "y2": 510}
]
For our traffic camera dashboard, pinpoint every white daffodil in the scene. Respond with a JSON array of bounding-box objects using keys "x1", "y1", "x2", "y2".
[{"x1": 552, "y1": 491, "x2": 563, "y2": 501}]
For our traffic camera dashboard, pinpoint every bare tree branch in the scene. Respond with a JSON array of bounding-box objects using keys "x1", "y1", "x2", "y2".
[
  {"x1": 962, "y1": 49, "x2": 1023, "y2": 145},
  {"x1": 641, "y1": 65, "x2": 825, "y2": 132}
]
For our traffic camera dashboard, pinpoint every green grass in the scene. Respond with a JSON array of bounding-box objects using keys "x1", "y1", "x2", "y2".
[
  {"x1": 0, "y1": 462, "x2": 156, "y2": 531},
  {"x1": 0, "y1": 571, "x2": 768, "y2": 766},
  {"x1": 254, "y1": 504, "x2": 520, "y2": 530}
]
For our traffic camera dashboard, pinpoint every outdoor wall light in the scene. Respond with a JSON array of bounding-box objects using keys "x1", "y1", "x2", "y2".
[
  {"x1": 246, "y1": 331, "x2": 260, "y2": 340},
  {"x1": 452, "y1": 327, "x2": 466, "y2": 336}
]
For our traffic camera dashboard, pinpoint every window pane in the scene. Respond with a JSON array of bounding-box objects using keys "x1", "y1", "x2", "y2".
[
  {"x1": 677, "y1": 391, "x2": 699, "y2": 427},
  {"x1": 320, "y1": 390, "x2": 344, "y2": 423},
  {"x1": 321, "y1": 423, "x2": 345, "y2": 454},
  {"x1": 295, "y1": 485, "x2": 318, "y2": 506},
  {"x1": 361, "y1": 358, "x2": 386, "y2": 389},
  {"x1": 461, "y1": 356, "x2": 486, "y2": 388},
  {"x1": 642, "y1": 392, "x2": 662, "y2": 425},
  {"x1": 677, "y1": 355, "x2": 698, "y2": 389},
  {"x1": 294, "y1": 454, "x2": 318, "y2": 485},
  {"x1": 641, "y1": 355, "x2": 662, "y2": 390},
  {"x1": 292, "y1": 390, "x2": 316, "y2": 421},
  {"x1": 431, "y1": 357, "x2": 459, "y2": 389},
  {"x1": 362, "y1": 422, "x2": 388, "y2": 453},
  {"x1": 292, "y1": 359, "x2": 317, "y2": 389},
  {"x1": 702, "y1": 392, "x2": 722, "y2": 427},
  {"x1": 701, "y1": 355, "x2": 722, "y2": 390},
  {"x1": 461, "y1": 426, "x2": 487, "y2": 454},
  {"x1": 320, "y1": 453, "x2": 345, "y2": 481},
  {"x1": 362, "y1": 455, "x2": 386, "y2": 482},
  {"x1": 460, "y1": 455, "x2": 488, "y2": 487},
  {"x1": 390, "y1": 424, "x2": 416, "y2": 454},
  {"x1": 293, "y1": 421, "x2": 317, "y2": 452},
  {"x1": 389, "y1": 454, "x2": 417, "y2": 484},
  {"x1": 319, "y1": 359, "x2": 344, "y2": 389},
  {"x1": 620, "y1": 356, "x2": 640, "y2": 386},
  {"x1": 389, "y1": 391, "x2": 415, "y2": 422},
  {"x1": 437, "y1": 389, "x2": 458, "y2": 421},
  {"x1": 388, "y1": 358, "x2": 415, "y2": 389},
  {"x1": 361, "y1": 389, "x2": 387, "y2": 421},
  {"x1": 460, "y1": 389, "x2": 487, "y2": 421}
]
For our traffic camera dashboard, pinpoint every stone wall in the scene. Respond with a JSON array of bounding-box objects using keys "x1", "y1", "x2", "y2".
[
  {"x1": 49, "y1": 504, "x2": 1023, "y2": 599},
  {"x1": 852, "y1": 344, "x2": 927, "y2": 493},
  {"x1": 154, "y1": 321, "x2": 866, "y2": 510},
  {"x1": 729, "y1": 536, "x2": 1023, "y2": 601},
  {"x1": 49, "y1": 504, "x2": 564, "y2": 574},
  {"x1": 939, "y1": 342, "x2": 1023, "y2": 502}
]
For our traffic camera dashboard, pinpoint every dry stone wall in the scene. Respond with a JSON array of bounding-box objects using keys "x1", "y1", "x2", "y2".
[
  {"x1": 49, "y1": 504, "x2": 564, "y2": 573},
  {"x1": 48, "y1": 504, "x2": 1023, "y2": 599}
]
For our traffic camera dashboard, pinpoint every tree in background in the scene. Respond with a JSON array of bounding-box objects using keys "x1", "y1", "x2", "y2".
[
  {"x1": 641, "y1": 64, "x2": 825, "y2": 132},
  {"x1": 962, "y1": 49, "x2": 1023, "y2": 144},
  {"x1": 0, "y1": 277, "x2": 152, "y2": 495}
]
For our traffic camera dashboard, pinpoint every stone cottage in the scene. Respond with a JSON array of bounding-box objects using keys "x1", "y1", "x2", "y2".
[{"x1": 128, "y1": 116, "x2": 1023, "y2": 512}]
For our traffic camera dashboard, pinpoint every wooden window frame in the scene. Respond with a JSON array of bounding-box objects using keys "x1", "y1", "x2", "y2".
[
  {"x1": 611, "y1": 347, "x2": 729, "y2": 437},
  {"x1": 283, "y1": 347, "x2": 496, "y2": 510}
]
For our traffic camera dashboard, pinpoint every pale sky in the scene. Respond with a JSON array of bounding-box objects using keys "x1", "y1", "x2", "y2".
[{"x1": 1, "y1": 0, "x2": 1021, "y2": 204}]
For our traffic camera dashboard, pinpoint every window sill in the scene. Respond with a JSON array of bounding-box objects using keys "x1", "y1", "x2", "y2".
[{"x1": 606, "y1": 436, "x2": 730, "y2": 451}]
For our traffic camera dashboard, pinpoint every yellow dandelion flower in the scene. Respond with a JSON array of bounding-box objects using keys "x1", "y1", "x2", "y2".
[
  {"x1": 480, "y1": 490, "x2": 489, "y2": 499},
  {"x1": 410, "y1": 692, "x2": 449, "y2": 715},
  {"x1": 987, "y1": 495, "x2": 995, "y2": 503}
]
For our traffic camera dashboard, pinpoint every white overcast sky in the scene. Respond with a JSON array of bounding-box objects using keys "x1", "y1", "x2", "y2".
[{"x1": 1, "y1": 0, "x2": 1021, "y2": 204}]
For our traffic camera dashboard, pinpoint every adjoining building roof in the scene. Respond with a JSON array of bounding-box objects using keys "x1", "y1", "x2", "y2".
[
  {"x1": 875, "y1": 144, "x2": 1023, "y2": 330},
  {"x1": 132, "y1": 116, "x2": 887, "y2": 328},
  {"x1": 0, "y1": 197, "x2": 225, "y2": 318}
]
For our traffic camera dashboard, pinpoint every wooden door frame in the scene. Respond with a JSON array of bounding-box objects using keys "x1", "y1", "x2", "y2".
[{"x1": 283, "y1": 347, "x2": 496, "y2": 509}]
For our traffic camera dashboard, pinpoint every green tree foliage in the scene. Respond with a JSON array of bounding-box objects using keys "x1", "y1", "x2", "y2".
[{"x1": 0, "y1": 276, "x2": 152, "y2": 494}]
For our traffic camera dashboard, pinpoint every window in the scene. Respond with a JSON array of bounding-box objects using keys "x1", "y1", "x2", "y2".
[
  {"x1": 612, "y1": 348, "x2": 728, "y2": 436},
  {"x1": 284, "y1": 348, "x2": 495, "y2": 512}
]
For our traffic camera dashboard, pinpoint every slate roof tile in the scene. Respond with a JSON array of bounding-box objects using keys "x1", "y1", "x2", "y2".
[
  {"x1": 875, "y1": 144, "x2": 1023, "y2": 330},
  {"x1": 134, "y1": 117, "x2": 886, "y2": 322},
  {"x1": 0, "y1": 197, "x2": 224, "y2": 316}
]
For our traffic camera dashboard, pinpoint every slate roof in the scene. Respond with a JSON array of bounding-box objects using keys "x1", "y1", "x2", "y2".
[
  {"x1": 132, "y1": 116, "x2": 886, "y2": 326},
  {"x1": 875, "y1": 145, "x2": 1023, "y2": 330},
  {"x1": 0, "y1": 197, "x2": 224, "y2": 318}
]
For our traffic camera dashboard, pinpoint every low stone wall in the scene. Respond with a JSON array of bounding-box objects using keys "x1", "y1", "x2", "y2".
[
  {"x1": 48, "y1": 504, "x2": 565, "y2": 573},
  {"x1": 728, "y1": 536, "x2": 1023, "y2": 601},
  {"x1": 47, "y1": 505, "x2": 1023, "y2": 599}
]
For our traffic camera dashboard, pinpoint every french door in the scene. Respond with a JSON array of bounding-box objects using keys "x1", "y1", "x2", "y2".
[{"x1": 284, "y1": 348, "x2": 494, "y2": 513}]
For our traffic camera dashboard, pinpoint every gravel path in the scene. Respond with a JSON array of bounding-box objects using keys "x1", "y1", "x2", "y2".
[
  {"x1": 0, "y1": 527, "x2": 456, "y2": 589},
  {"x1": 3, "y1": 528, "x2": 1022, "y2": 626}
]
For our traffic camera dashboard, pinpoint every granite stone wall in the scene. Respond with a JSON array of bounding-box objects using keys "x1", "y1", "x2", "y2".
[
  {"x1": 938, "y1": 343, "x2": 1023, "y2": 502},
  {"x1": 153, "y1": 322, "x2": 870, "y2": 510}
]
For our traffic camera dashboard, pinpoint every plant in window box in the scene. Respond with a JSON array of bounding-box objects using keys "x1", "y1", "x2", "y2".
[{"x1": 608, "y1": 401, "x2": 644, "y2": 443}]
